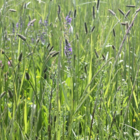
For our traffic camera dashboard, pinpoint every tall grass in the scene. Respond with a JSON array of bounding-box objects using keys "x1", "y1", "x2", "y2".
[{"x1": 0, "y1": 0, "x2": 140, "y2": 139}]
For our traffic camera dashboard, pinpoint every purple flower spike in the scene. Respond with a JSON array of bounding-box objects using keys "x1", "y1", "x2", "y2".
[
  {"x1": 31, "y1": 38, "x2": 34, "y2": 43},
  {"x1": 68, "y1": 47, "x2": 72, "y2": 52},
  {"x1": 39, "y1": 19, "x2": 42, "y2": 24},
  {"x1": 44, "y1": 20, "x2": 48, "y2": 26},
  {"x1": 65, "y1": 39, "x2": 72, "y2": 60},
  {"x1": 16, "y1": 23, "x2": 19, "y2": 28},
  {"x1": 66, "y1": 15, "x2": 72, "y2": 24}
]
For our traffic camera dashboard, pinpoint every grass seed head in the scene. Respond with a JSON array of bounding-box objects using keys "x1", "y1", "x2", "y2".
[
  {"x1": 118, "y1": 9, "x2": 125, "y2": 16},
  {"x1": 58, "y1": 5, "x2": 61, "y2": 15},
  {"x1": 108, "y1": 9, "x2": 116, "y2": 16},
  {"x1": 102, "y1": 54, "x2": 105, "y2": 60},
  {"x1": 136, "y1": 8, "x2": 140, "y2": 13},
  {"x1": 113, "y1": 29, "x2": 115, "y2": 37},
  {"x1": 44, "y1": 73, "x2": 47, "y2": 79},
  {"x1": 84, "y1": 22, "x2": 88, "y2": 34},
  {"x1": 49, "y1": 46, "x2": 54, "y2": 52},
  {"x1": 1, "y1": 50, "x2": 5, "y2": 54},
  {"x1": 8, "y1": 90, "x2": 13, "y2": 98},
  {"x1": 51, "y1": 51, "x2": 59, "y2": 57},
  {"x1": 49, "y1": 51, "x2": 56, "y2": 56},
  {"x1": 94, "y1": 49, "x2": 99, "y2": 58},
  {"x1": 126, "y1": 23, "x2": 129, "y2": 29},
  {"x1": 69, "y1": 11, "x2": 71, "y2": 16},
  {"x1": 28, "y1": 19, "x2": 36, "y2": 26},
  {"x1": 74, "y1": 9, "x2": 76, "y2": 18},
  {"x1": 18, "y1": 52, "x2": 22, "y2": 62},
  {"x1": 125, "y1": 10, "x2": 131, "y2": 18},
  {"x1": 126, "y1": 5, "x2": 135, "y2": 8},
  {"x1": 91, "y1": 26, "x2": 95, "y2": 32},
  {"x1": 0, "y1": 91, "x2": 6, "y2": 99},
  {"x1": 26, "y1": 72, "x2": 30, "y2": 80},
  {"x1": 9, "y1": 9, "x2": 16, "y2": 12},
  {"x1": 112, "y1": 45, "x2": 115, "y2": 49},
  {"x1": 47, "y1": 43, "x2": 50, "y2": 49},
  {"x1": 97, "y1": 0, "x2": 100, "y2": 10},
  {"x1": 121, "y1": 22, "x2": 128, "y2": 26},
  {"x1": 17, "y1": 34, "x2": 26, "y2": 41}
]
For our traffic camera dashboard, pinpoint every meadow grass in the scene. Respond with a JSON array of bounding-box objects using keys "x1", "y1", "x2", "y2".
[{"x1": 0, "y1": 0, "x2": 140, "y2": 139}]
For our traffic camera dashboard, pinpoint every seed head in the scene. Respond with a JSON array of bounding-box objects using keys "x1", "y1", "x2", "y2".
[
  {"x1": 9, "y1": 9, "x2": 16, "y2": 12},
  {"x1": 18, "y1": 52, "x2": 22, "y2": 62},
  {"x1": 102, "y1": 54, "x2": 105, "y2": 60},
  {"x1": 17, "y1": 34, "x2": 26, "y2": 41},
  {"x1": 113, "y1": 29, "x2": 115, "y2": 37},
  {"x1": 1, "y1": 50, "x2": 5, "y2": 54},
  {"x1": 126, "y1": 5, "x2": 135, "y2": 8},
  {"x1": 26, "y1": 72, "x2": 30, "y2": 80},
  {"x1": 8, "y1": 90, "x2": 13, "y2": 98},
  {"x1": 74, "y1": 9, "x2": 76, "y2": 18},
  {"x1": 58, "y1": 5, "x2": 61, "y2": 15},
  {"x1": 49, "y1": 46, "x2": 54, "y2": 52},
  {"x1": 108, "y1": 9, "x2": 116, "y2": 16},
  {"x1": 51, "y1": 51, "x2": 59, "y2": 57},
  {"x1": 97, "y1": 0, "x2": 100, "y2": 10},
  {"x1": 112, "y1": 45, "x2": 115, "y2": 50},
  {"x1": 118, "y1": 9, "x2": 125, "y2": 16},
  {"x1": 136, "y1": 8, "x2": 140, "y2": 13},
  {"x1": 125, "y1": 10, "x2": 131, "y2": 18},
  {"x1": 91, "y1": 26, "x2": 95, "y2": 32},
  {"x1": 47, "y1": 43, "x2": 50, "y2": 49},
  {"x1": 0, "y1": 91, "x2": 6, "y2": 99},
  {"x1": 84, "y1": 22, "x2": 88, "y2": 34},
  {"x1": 28, "y1": 19, "x2": 36, "y2": 26},
  {"x1": 94, "y1": 49, "x2": 99, "y2": 58}
]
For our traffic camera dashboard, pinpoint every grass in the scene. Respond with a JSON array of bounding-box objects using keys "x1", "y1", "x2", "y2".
[{"x1": 0, "y1": 0, "x2": 140, "y2": 139}]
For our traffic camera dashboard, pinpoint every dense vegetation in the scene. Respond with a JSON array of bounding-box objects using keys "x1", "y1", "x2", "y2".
[{"x1": 0, "y1": 0, "x2": 140, "y2": 139}]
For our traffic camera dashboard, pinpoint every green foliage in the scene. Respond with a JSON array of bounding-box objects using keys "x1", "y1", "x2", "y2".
[{"x1": 0, "y1": 0, "x2": 140, "y2": 139}]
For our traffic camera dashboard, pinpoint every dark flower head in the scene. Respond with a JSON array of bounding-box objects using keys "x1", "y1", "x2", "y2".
[{"x1": 66, "y1": 15, "x2": 72, "y2": 24}]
